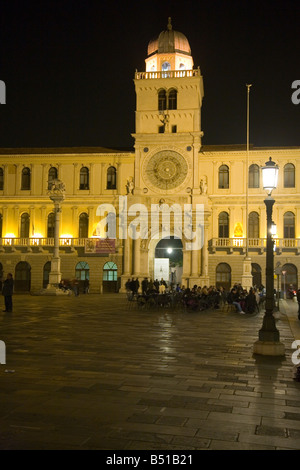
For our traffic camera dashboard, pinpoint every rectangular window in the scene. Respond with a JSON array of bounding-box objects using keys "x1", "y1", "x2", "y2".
[
  {"x1": 159, "y1": 125, "x2": 164, "y2": 133},
  {"x1": 172, "y1": 125, "x2": 177, "y2": 133}
]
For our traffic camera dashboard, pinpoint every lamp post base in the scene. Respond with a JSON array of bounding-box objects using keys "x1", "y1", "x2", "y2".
[{"x1": 253, "y1": 340, "x2": 285, "y2": 356}]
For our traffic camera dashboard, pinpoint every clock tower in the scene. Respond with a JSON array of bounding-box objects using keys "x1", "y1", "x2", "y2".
[
  {"x1": 121, "y1": 18, "x2": 209, "y2": 290},
  {"x1": 133, "y1": 17, "x2": 204, "y2": 196}
]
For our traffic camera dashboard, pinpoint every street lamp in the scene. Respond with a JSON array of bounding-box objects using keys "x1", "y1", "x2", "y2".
[{"x1": 253, "y1": 157, "x2": 285, "y2": 356}]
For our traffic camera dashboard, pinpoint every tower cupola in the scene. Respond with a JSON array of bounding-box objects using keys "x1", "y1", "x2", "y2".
[{"x1": 145, "y1": 18, "x2": 194, "y2": 72}]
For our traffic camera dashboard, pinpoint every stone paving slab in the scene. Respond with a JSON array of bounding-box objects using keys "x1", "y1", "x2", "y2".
[{"x1": 0, "y1": 293, "x2": 299, "y2": 450}]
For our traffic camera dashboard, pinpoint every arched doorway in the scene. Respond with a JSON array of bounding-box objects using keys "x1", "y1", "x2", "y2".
[
  {"x1": 154, "y1": 236, "x2": 183, "y2": 286},
  {"x1": 103, "y1": 261, "x2": 118, "y2": 293},
  {"x1": 251, "y1": 263, "x2": 262, "y2": 288},
  {"x1": 216, "y1": 263, "x2": 231, "y2": 292},
  {"x1": 43, "y1": 261, "x2": 51, "y2": 288},
  {"x1": 15, "y1": 261, "x2": 31, "y2": 292},
  {"x1": 75, "y1": 261, "x2": 90, "y2": 292},
  {"x1": 281, "y1": 263, "x2": 298, "y2": 297}
]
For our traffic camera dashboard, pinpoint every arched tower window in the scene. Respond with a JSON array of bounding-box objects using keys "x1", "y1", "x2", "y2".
[
  {"x1": 107, "y1": 166, "x2": 116, "y2": 190},
  {"x1": 158, "y1": 89, "x2": 167, "y2": 111},
  {"x1": 284, "y1": 211, "x2": 295, "y2": 238},
  {"x1": 80, "y1": 167, "x2": 89, "y2": 190},
  {"x1": 284, "y1": 163, "x2": 295, "y2": 188},
  {"x1": 218, "y1": 165, "x2": 229, "y2": 189},
  {"x1": 21, "y1": 167, "x2": 31, "y2": 190},
  {"x1": 48, "y1": 167, "x2": 58, "y2": 189},
  {"x1": 218, "y1": 212, "x2": 229, "y2": 238},
  {"x1": 168, "y1": 88, "x2": 177, "y2": 110},
  {"x1": 249, "y1": 164, "x2": 260, "y2": 188}
]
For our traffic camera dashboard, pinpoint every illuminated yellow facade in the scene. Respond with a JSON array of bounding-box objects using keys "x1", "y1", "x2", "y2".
[{"x1": 0, "y1": 19, "x2": 299, "y2": 294}]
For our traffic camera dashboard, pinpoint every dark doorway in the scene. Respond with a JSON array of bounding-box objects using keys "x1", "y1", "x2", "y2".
[
  {"x1": 43, "y1": 261, "x2": 51, "y2": 288},
  {"x1": 216, "y1": 263, "x2": 231, "y2": 292},
  {"x1": 15, "y1": 261, "x2": 31, "y2": 292},
  {"x1": 103, "y1": 261, "x2": 118, "y2": 293}
]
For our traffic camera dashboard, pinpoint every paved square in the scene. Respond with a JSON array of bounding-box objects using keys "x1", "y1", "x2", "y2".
[{"x1": 0, "y1": 294, "x2": 299, "y2": 450}]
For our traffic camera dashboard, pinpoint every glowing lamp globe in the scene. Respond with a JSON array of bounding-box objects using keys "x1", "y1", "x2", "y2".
[{"x1": 262, "y1": 157, "x2": 279, "y2": 194}]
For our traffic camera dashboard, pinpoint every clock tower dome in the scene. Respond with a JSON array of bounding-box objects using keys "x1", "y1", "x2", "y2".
[{"x1": 133, "y1": 17, "x2": 204, "y2": 195}]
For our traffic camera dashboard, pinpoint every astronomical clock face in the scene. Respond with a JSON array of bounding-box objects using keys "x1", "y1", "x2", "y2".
[{"x1": 144, "y1": 150, "x2": 188, "y2": 190}]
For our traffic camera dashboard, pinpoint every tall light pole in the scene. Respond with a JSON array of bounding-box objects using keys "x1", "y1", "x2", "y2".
[
  {"x1": 242, "y1": 84, "x2": 253, "y2": 289},
  {"x1": 253, "y1": 157, "x2": 285, "y2": 356}
]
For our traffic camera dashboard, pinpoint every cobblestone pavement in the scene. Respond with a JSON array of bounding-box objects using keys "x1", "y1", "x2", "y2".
[{"x1": 0, "y1": 293, "x2": 299, "y2": 450}]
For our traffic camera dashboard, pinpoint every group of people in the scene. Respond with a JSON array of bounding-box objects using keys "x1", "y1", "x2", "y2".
[
  {"x1": 226, "y1": 284, "x2": 263, "y2": 314},
  {"x1": 125, "y1": 277, "x2": 272, "y2": 314},
  {"x1": 125, "y1": 277, "x2": 168, "y2": 297},
  {"x1": 58, "y1": 278, "x2": 90, "y2": 295}
]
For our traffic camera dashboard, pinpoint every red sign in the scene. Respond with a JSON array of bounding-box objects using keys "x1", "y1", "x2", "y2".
[{"x1": 85, "y1": 238, "x2": 115, "y2": 254}]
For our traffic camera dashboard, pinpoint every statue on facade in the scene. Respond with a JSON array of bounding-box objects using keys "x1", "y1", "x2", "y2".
[
  {"x1": 126, "y1": 177, "x2": 134, "y2": 194},
  {"x1": 200, "y1": 176, "x2": 208, "y2": 194}
]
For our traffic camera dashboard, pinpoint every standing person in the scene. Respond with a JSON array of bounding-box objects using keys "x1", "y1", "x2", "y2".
[
  {"x1": 2, "y1": 273, "x2": 14, "y2": 313},
  {"x1": 297, "y1": 288, "x2": 300, "y2": 321}
]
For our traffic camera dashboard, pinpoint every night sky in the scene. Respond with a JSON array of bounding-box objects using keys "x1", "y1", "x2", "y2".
[{"x1": 0, "y1": 0, "x2": 299, "y2": 150}]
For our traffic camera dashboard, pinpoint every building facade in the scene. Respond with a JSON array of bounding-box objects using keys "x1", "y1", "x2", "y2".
[{"x1": 0, "y1": 19, "x2": 299, "y2": 294}]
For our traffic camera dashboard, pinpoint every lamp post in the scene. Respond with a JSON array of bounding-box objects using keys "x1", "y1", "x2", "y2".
[{"x1": 253, "y1": 157, "x2": 285, "y2": 356}]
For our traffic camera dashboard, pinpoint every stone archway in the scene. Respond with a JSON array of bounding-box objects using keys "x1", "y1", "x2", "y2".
[{"x1": 147, "y1": 229, "x2": 185, "y2": 285}]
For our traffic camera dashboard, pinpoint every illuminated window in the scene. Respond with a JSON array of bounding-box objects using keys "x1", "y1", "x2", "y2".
[
  {"x1": 218, "y1": 165, "x2": 229, "y2": 189},
  {"x1": 48, "y1": 167, "x2": 58, "y2": 189},
  {"x1": 284, "y1": 212, "x2": 295, "y2": 238},
  {"x1": 21, "y1": 167, "x2": 31, "y2": 190},
  {"x1": 0, "y1": 213, "x2": 2, "y2": 237},
  {"x1": 75, "y1": 261, "x2": 90, "y2": 281},
  {"x1": 80, "y1": 167, "x2": 89, "y2": 190},
  {"x1": 162, "y1": 62, "x2": 171, "y2": 77},
  {"x1": 103, "y1": 262, "x2": 118, "y2": 281},
  {"x1": 107, "y1": 166, "x2": 116, "y2": 190},
  {"x1": 20, "y1": 213, "x2": 30, "y2": 238},
  {"x1": 79, "y1": 213, "x2": 89, "y2": 238},
  {"x1": 249, "y1": 164, "x2": 260, "y2": 188},
  {"x1": 218, "y1": 212, "x2": 229, "y2": 238},
  {"x1": 284, "y1": 163, "x2": 295, "y2": 188}
]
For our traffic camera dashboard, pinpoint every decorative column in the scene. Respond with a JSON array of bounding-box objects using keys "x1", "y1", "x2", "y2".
[
  {"x1": 42, "y1": 179, "x2": 66, "y2": 294},
  {"x1": 200, "y1": 215, "x2": 210, "y2": 286},
  {"x1": 120, "y1": 236, "x2": 131, "y2": 292}
]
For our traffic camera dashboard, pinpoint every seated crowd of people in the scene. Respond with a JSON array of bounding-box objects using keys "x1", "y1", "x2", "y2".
[{"x1": 125, "y1": 277, "x2": 264, "y2": 313}]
